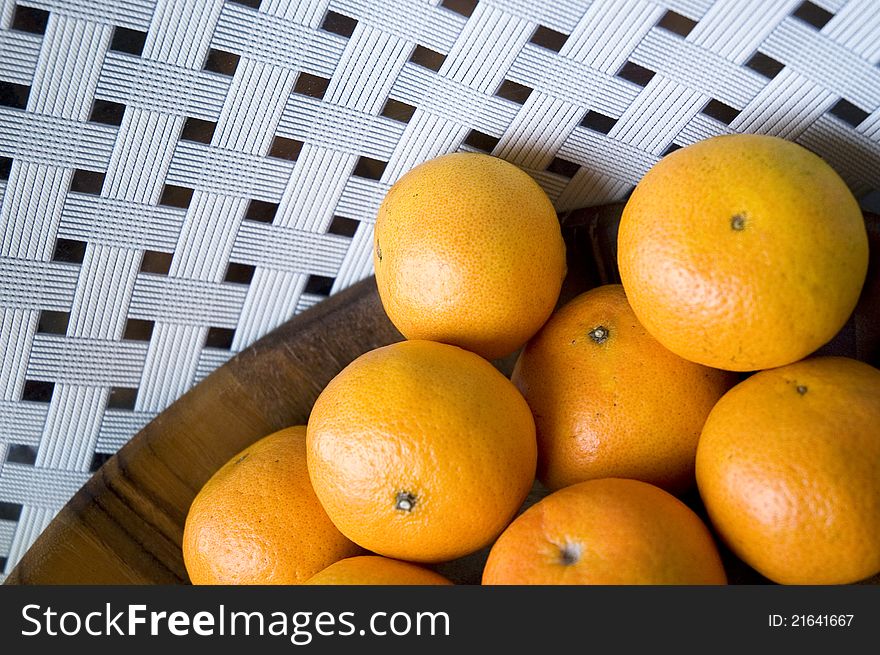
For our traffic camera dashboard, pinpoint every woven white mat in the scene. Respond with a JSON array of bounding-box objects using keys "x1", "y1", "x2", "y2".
[{"x1": 0, "y1": 0, "x2": 879, "y2": 579}]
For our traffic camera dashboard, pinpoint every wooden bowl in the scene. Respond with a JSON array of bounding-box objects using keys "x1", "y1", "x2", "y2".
[{"x1": 6, "y1": 205, "x2": 879, "y2": 585}]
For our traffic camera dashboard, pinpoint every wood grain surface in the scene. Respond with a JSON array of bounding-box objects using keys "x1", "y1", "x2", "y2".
[{"x1": 6, "y1": 205, "x2": 879, "y2": 585}]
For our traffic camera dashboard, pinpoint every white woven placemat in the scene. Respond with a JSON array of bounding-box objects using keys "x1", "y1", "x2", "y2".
[{"x1": 1, "y1": 0, "x2": 879, "y2": 580}]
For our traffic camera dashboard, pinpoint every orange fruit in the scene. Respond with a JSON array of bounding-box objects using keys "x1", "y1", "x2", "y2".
[
  {"x1": 512, "y1": 284, "x2": 734, "y2": 493},
  {"x1": 373, "y1": 152, "x2": 566, "y2": 360},
  {"x1": 696, "y1": 356, "x2": 880, "y2": 584},
  {"x1": 482, "y1": 478, "x2": 727, "y2": 585},
  {"x1": 304, "y1": 556, "x2": 453, "y2": 585},
  {"x1": 307, "y1": 339, "x2": 537, "y2": 562},
  {"x1": 182, "y1": 426, "x2": 360, "y2": 584},
  {"x1": 618, "y1": 134, "x2": 868, "y2": 371}
]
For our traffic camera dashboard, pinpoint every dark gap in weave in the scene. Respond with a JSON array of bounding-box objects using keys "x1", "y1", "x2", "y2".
[
  {"x1": 204, "y1": 49, "x2": 240, "y2": 76},
  {"x1": 320, "y1": 10, "x2": 357, "y2": 38},
  {"x1": 353, "y1": 156, "x2": 387, "y2": 180},
  {"x1": 107, "y1": 387, "x2": 138, "y2": 410},
  {"x1": 70, "y1": 169, "x2": 105, "y2": 195},
  {"x1": 228, "y1": 0, "x2": 262, "y2": 9},
  {"x1": 205, "y1": 327, "x2": 235, "y2": 350},
  {"x1": 409, "y1": 45, "x2": 446, "y2": 72},
  {"x1": 495, "y1": 79, "x2": 532, "y2": 105},
  {"x1": 616, "y1": 61, "x2": 655, "y2": 87},
  {"x1": 37, "y1": 310, "x2": 70, "y2": 335},
  {"x1": 792, "y1": 0, "x2": 834, "y2": 29},
  {"x1": 380, "y1": 98, "x2": 417, "y2": 123},
  {"x1": 21, "y1": 380, "x2": 54, "y2": 403},
  {"x1": 139, "y1": 250, "x2": 173, "y2": 275},
  {"x1": 701, "y1": 99, "x2": 740, "y2": 125},
  {"x1": 89, "y1": 99, "x2": 126, "y2": 126},
  {"x1": 158, "y1": 184, "x2": 194, "y2": 208},
  {"x1": 245, "y1": 199, "x2": 279, "y2": 223},
  {"x1": 440, "y1": 0, "x2": 477, "y2": 18},
  {"x1": 304, "y1": 275, "x2": 335, "y2": 297},
  {"x1": 548, "y1": 157, "x2": 581, "y2": 178},
  {"x1": 180, "y1": 117, "x2": 217, "y2": 144},
  {"x1": 268, "y1": 135, "x2": 303, "y2": 161},
  {"x1": 0, "y1": 156, "x2": 11, "y2": 179},
  {"x1": 12, "y1": 5, "x2": 49, "y2": 35},
  {"x1": 464, "y1": 129, "x2": 500, "y2": 152},
  {"x1": 6, "y1": 445, "x2": 37, "y2": 466},
  {"x1": 0, "y1": 81, "x2": 30, "y2": 109},
  {"x1": 744, "y1": 51, "x2": 785, "y2": 79},
  {"x1": 656, "y1": 10, "x2": 698, "y2": 37},
  {"x1": 529, "y1": 25, "x2": 568, "y2": 52},
  {"x1": 581, "y1": 110, "x2": 617, "y2": 134},
  {"x1": 110, "y1": 26, "x2": 147, "y2": 56},
  {"x1": 52, "y1": 239, "x2": 87, "y2": 264},
  {"x1": 0, "y1": 501, "x2": 23, "y2": 521},
  {"x1": 294, "y1": 72, "x2": 331, "y2": 100},
  {"x1": 90, "y1": 452, "x2": 113, "y2": 473},
  {"x1": 828, "y1": 99, "x2": 870, "y2": 127},
  {"x1": 327, "y1": 216, "x2": 360, "y2": 238},
  {"x1": 662, "y1": 142, "x2": 683, "y2": 156},
  {"x1": 123, "y1": 318, "x2": 155, "y2": 342},
  {"x1": 224, "y1": 262, "x2": 256, "y2": 285}
]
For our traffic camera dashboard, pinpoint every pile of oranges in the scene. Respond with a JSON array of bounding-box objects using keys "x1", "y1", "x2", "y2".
[{"x1": 183, "y1": 135, "x2": 880, "y2": 586}]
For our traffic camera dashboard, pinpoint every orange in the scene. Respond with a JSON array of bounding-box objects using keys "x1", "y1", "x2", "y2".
[
  {"x1": 373, "y1": 152, "x2": 566, "y2": 360},
  {"x1": 482, "y1": 478, "x2": 727, "y2": 585},
  {"x1": 696, "y1": 356, "x2": 880, "y2": 584},
  {"x1": 512, "y1": 284, "x2": 734, "y2": 493},
  {"x1": 304, "y1": 556, "x2": 453, "y2": 585},
  {"x1": 182, "y1": 426, "x2": 360, "y2": 584},
  {"x1": 618, "y1": 134, "x2": 868, "y2": 371},
  {"x1": 307, "y1": 339, "x2": 537, "y2": 562}
]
